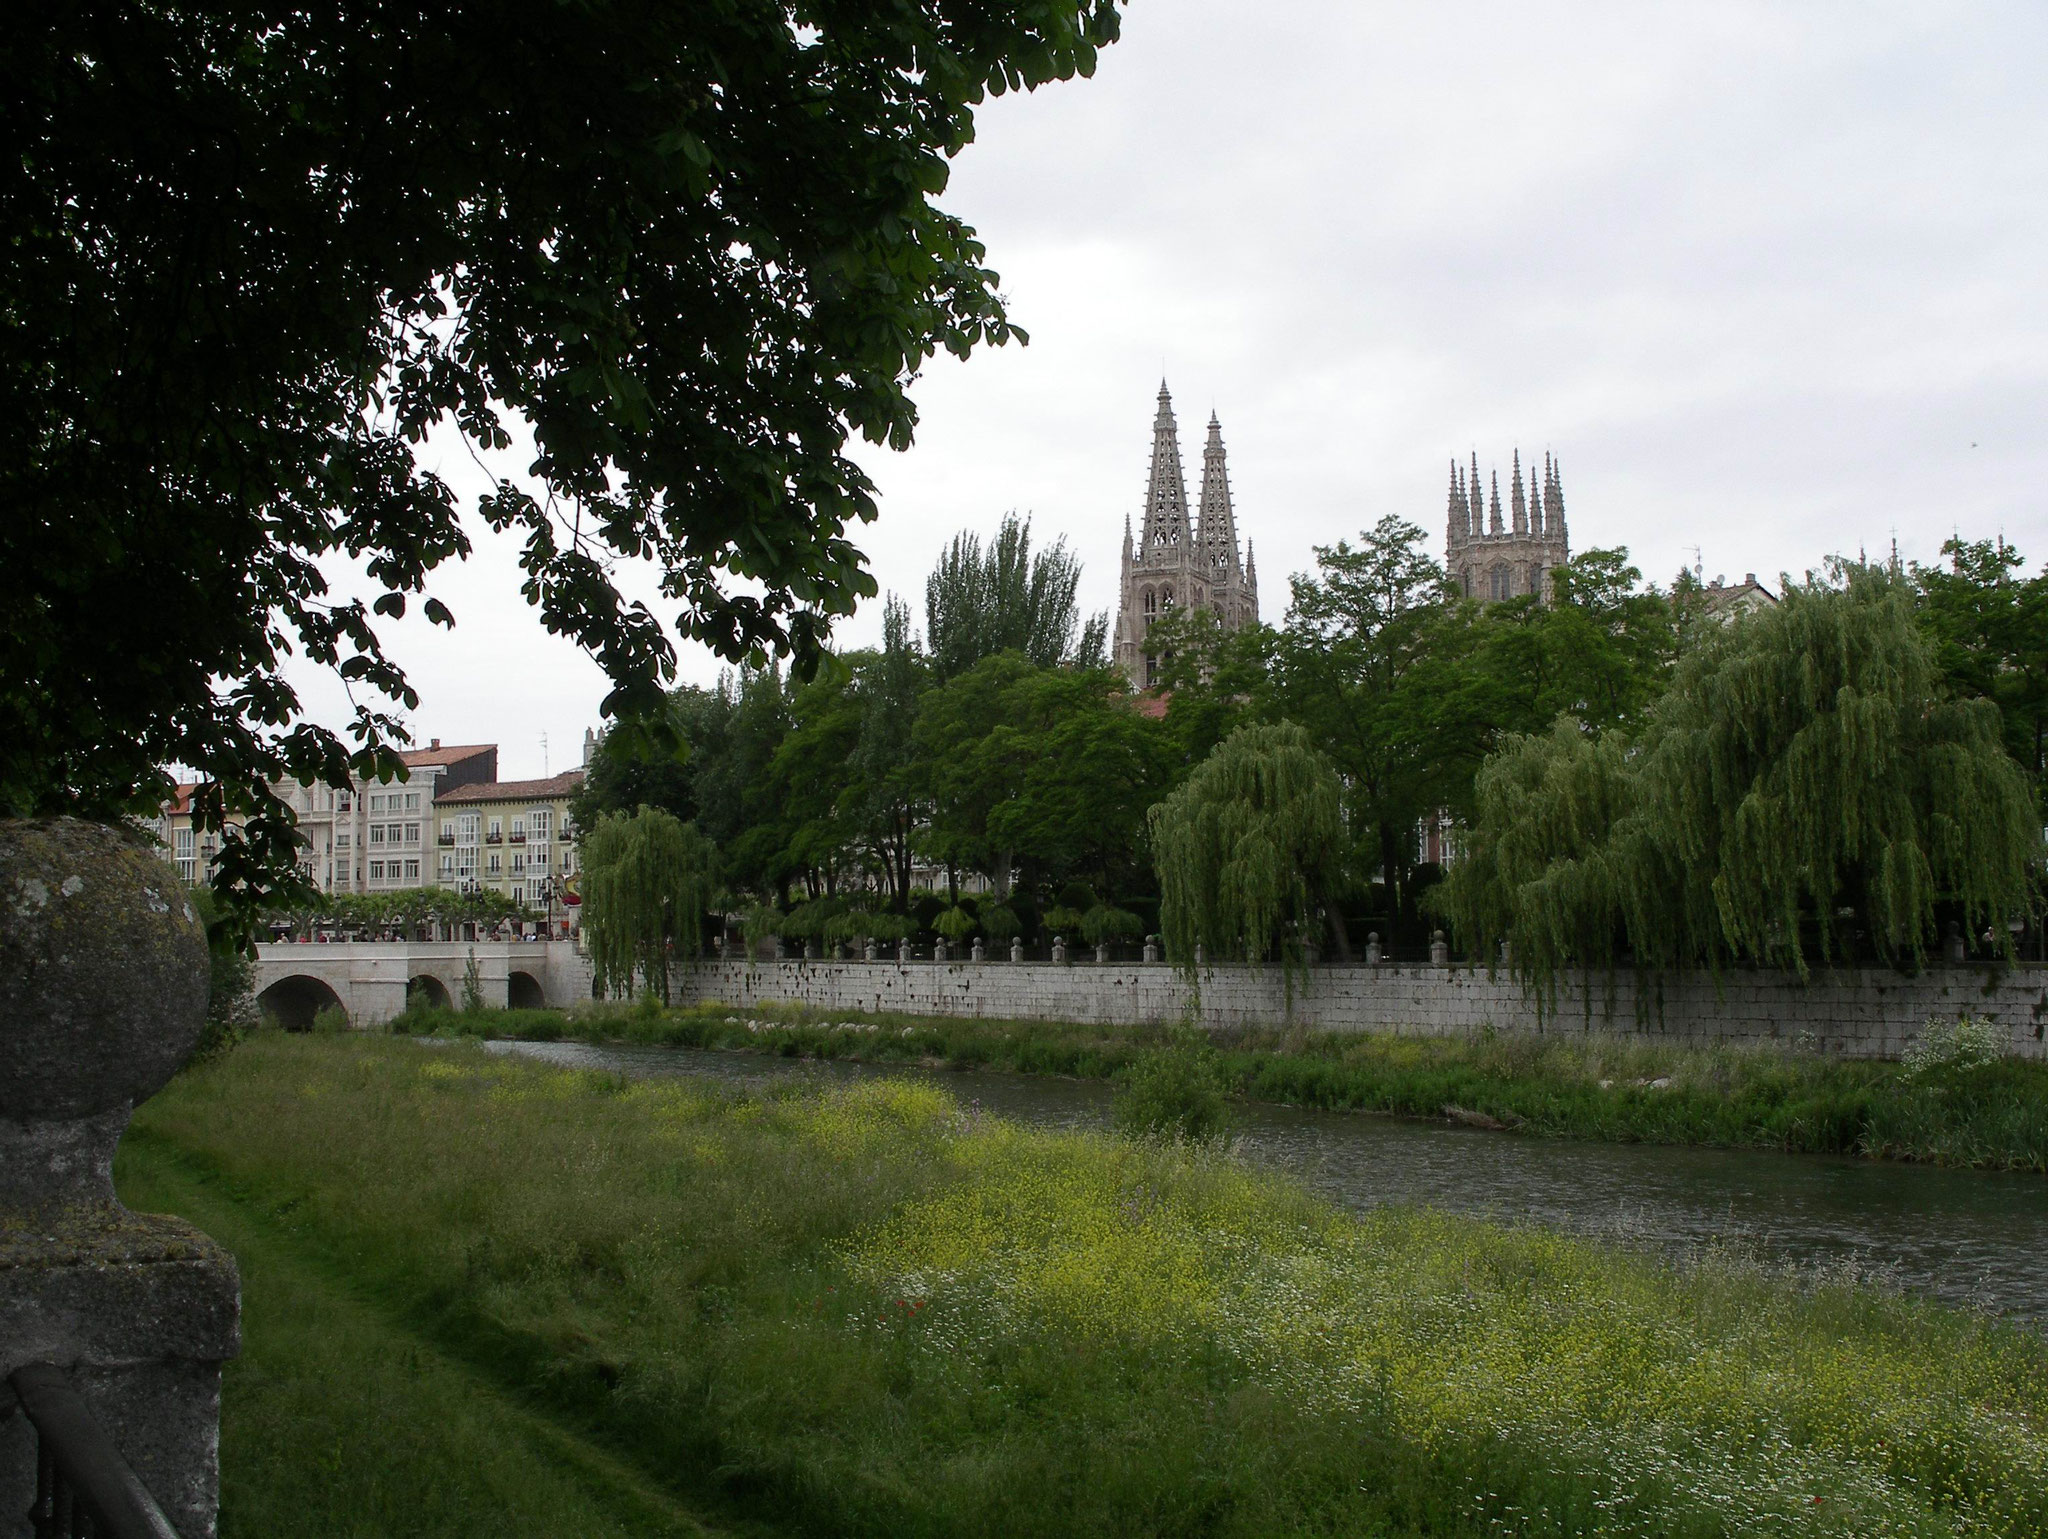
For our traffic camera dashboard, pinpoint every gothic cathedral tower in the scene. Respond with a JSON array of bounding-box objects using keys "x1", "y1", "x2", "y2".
[
  {"x1": 1113, "y1": 382, "x2": 1259, "y2": 688},
  {"x1": 1445, "y1": 449, "x2": 1570, "y2": 601}
]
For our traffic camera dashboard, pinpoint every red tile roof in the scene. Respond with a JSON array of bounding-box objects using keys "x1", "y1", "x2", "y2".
[{"x1": 433, "y1": 770, "x2": 587, "y2": 806}]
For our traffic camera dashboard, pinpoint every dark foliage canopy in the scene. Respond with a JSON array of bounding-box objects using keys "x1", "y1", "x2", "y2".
[{"x1": 1, "y1": 0, "x2": 1121, "y2": 918}]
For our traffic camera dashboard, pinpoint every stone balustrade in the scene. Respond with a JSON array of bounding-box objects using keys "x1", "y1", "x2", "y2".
[{"x1": 1, "y1": 819, "x2": 239, "y2": 1538}]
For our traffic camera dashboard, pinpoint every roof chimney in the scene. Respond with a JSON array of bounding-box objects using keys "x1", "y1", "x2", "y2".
[
  {"x1": 1744, "y1": 573, "x2": 1757, "y2": 586},
  {"x1": 430, "y1": 737, "x2": 440, "y2": 750}
]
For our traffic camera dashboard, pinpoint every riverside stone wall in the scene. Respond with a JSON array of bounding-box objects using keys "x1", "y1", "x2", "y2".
[{"x1": 677, "y1": 957, "x2": 2048, "y2": 1061}]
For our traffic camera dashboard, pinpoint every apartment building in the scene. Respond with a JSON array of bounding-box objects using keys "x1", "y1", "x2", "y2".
[
  {"x1": 154, "y1": 783, "x2": 239, "y2": 886},
  {"x1": 431, "y1": 770, "x2": 586, "y2": 926},
  {"x1": 305, "y1": 741, "x2": 497, "y2": 893},
  {"x1": 154, "y1": 739, "x2": 498, "y2": 893}
]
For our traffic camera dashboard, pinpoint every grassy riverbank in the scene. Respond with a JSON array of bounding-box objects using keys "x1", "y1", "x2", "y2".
[
  {"x1": 130, "y1": 1034, "x2": 2048, "y2": 1536},
  {"x1": 392, "y1": 1000, "x2": 2048, "y2": 1171},
  {"x1": 115, "y1": 1138, "x2": 719, "y2": 1538}
]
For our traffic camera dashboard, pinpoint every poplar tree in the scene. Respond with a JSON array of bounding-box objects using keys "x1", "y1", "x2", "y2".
[
  {"x1": 924, "y1": 514, "x2": 1107, "y2": 680},
  {"x1": 1440, "y1": 568, "x2": 2040, "y2": 989},
  {"x1": 1149, "y1": 722, "x2": 1345, "y2": 977},
  {"x1": 581, "y1": 807, "x2": 717, "y2": 1003}
]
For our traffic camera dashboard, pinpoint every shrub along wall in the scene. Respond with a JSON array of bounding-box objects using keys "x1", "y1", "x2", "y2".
[{"x1": 675, "y1": 958, "x2": 2048, "y2": 1061}]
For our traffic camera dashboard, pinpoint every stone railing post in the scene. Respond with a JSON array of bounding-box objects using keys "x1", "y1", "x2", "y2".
[{"x1": 1, "y1": 819, "x2": 241, "y2": 1538}]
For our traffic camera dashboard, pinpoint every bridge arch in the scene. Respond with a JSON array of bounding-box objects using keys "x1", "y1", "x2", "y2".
[
  {"x1": 258, "y1": 974, "x2": 348, "y2": 1032},
  {"x1": 507, "y1": 970, "x2": 546, "y2": 1010},
  {"x1": 407, "y1": 974, "x2": 453, "y2": 1011}
]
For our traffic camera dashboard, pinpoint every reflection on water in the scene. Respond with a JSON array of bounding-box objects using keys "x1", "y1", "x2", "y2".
[{"x1": 484, "y1": 1038, "x2": 2048, "y2": 1324}]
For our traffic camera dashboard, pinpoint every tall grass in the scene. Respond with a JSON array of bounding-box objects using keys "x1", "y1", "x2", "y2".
[
  {"x1": 132, "y1": 1035, "x2": 2048, "y2": 1537},
  {"x1": 389, "y1": 1000, "x2": 2048, "y2": 1170},
  {"x1": 115, "y1": 1140, "x2": 708, "y2": 1538}
]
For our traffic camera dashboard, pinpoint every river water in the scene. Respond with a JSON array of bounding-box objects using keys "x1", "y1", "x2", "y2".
[{"x1": 485, "y1": 1038, "x2": 2048, "y2": 1325}]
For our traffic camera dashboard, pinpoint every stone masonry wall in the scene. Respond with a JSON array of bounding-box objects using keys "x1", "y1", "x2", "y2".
[{"x1": 679, "y1": 958, "x2": 2048, "y2": 1061}]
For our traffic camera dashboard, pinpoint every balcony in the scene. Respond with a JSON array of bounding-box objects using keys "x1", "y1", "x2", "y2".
[
  {"x1": 437, "y1": 833, "x2": 455, "y2": 847},
  {"x1": 485, "y1": 832, "x2": 503, "y2": 845},
  {"x1": 510, "y1": 832, "x2": 526, "y2": 843}
]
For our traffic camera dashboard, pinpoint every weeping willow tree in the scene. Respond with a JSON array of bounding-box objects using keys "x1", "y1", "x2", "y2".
[
  {"x1": 1439, "y1": 567, "x2": 2040, "y2": 993},
  {"x1": 581, "y1": 806, "x2": 718, "y2": 1003},
  {"x1": 1149, "y1": 721, "x2": 1345, "y2": 983}
]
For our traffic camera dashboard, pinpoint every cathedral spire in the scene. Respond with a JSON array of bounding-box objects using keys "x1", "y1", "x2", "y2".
[
  {"x1": 1196, "y1": 411, "x2": 1242, "y2": 578},
  {"x1": 1447, "y1": 460, "x2": 1468, "y2": 542},
  {"x1": 1488, "y1": 469, "x2": 1503, "y2": 535},
  {"x1": 1139, "y1": 380, "x2": 1191, "y2": 555},
  {"x1": 1468, "y1": 452, "x2": 1484, "y2": 532},
  {"x1": 1546, "y1": 455, "x2": 1566, "y2": 543},
  {"x1": 1510, "y1": 450, "x2": 1528, "y2": 535}
]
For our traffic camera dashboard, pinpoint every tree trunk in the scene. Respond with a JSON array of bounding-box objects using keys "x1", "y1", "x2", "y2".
[
  {"x1": 1378, "y1": 820, "x2": 1403, "y2": 949},
  {"x1": 1324, "y1": 902, "x2": 1353, "y2": 963}
]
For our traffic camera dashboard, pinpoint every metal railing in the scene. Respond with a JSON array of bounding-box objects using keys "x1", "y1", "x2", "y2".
[{"x1": 8, "y1": 1363, "x2": 182, "y2": 1539}]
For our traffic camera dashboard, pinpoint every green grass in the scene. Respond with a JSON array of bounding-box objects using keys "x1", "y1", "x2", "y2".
[
  {"x1": 127, "y1": 1035, "x2": 2048, "y2": 1537},
  {"x1": 115, "y1": 1133, "x2": 725, "y2": 1538},
  {"x1": 391, "y1": 998, "x2": 2048, "y2": 1171}
]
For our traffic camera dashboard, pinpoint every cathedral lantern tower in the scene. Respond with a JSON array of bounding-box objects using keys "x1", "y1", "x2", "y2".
[
  {"x1": 1446, "y1": 448, "x2": 1570, "y2": 602},
  {"x1": 1113, "y1": 382, "x2": 1259, "y2": 688}
]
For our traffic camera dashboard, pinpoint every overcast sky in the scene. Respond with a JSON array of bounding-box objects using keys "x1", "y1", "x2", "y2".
[{"x1": 293, "y1": 1, "x2": 2048, "y2": 780}]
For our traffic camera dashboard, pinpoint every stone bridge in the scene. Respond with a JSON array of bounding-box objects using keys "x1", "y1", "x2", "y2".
[{"x1": 253, "y1": 940, "x2": 595, "y2": 1028}]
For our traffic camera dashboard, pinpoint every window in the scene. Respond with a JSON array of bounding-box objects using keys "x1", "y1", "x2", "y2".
[
  {"x1": 336, "y1": 832, "x2": 350, "y2": 850},
  {"x1": 337, "y1": 793, "x2": 352, "y2": 813},
  {"x1": 405, "y1": 792, "x2": 420, "y2": 811},
  {"x1": 440, "y1": 853, "x2": 454, "y2": 878},
  {"x1": 511, "y1": 884, "x2": 525, "y2": 906},
  {"x1": 457, "y1": 814, "x2": 479, "y2": 845},
  {"x1": 511, "y1": 816, "x2": 525, "y2": 838},
  {"x1": 1143, "y1": 588, "x2": 1156, "y2": 616},
  {"x1": 404, "y1": 859, "x2": 420, "y2": 881},
  {"x1": 175, "y1": 828, "x2": 196, "y2": 883},
  {"x1": 510, "y1": 853, "x2": 525, "y2": 875},
  {"x1": 487, "y1": 853, "x2": 502, "y2": 875},
  {"x1": 404, "y1": 823, "x2": 420, "y2": 844},
  {"x1": 368, "y1": 860, "x2": 385, "y2": 882},
  {"x1": 369, "y1": 824, "x2": 385, "y2": 845},
  {"x1": 336, "y1": 859, "x2": 350, "y2": 886}
]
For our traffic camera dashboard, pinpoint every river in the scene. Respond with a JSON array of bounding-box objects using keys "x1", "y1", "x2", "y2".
[{"x1": 485, "y1": 1038, "x2": 2048, "y2": 1325}]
